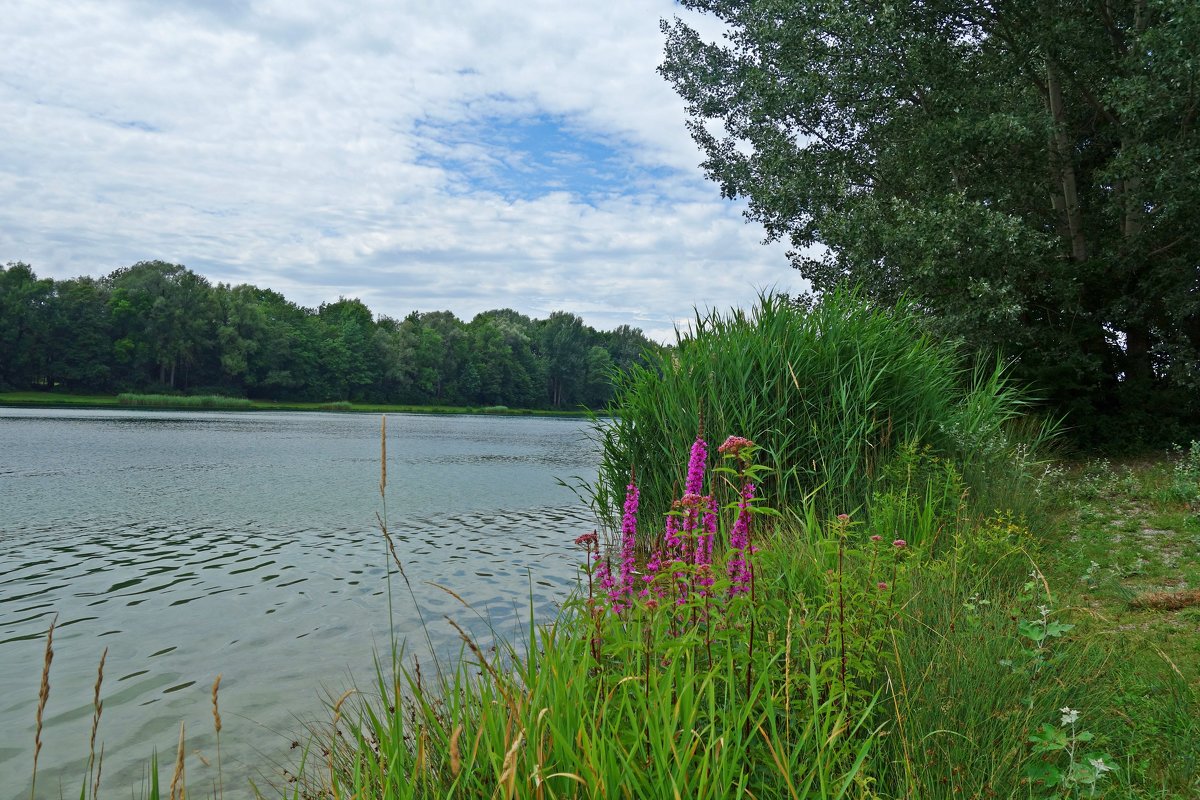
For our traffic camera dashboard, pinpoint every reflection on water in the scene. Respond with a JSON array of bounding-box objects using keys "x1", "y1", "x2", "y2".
[{"x1": 0, "y1": 408, "x2": 598, "y2": 799}]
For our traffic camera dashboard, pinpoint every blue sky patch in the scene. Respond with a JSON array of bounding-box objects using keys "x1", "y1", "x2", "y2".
[{"x1": 415, "y1": 113, "x2": 674, "y2": 202}]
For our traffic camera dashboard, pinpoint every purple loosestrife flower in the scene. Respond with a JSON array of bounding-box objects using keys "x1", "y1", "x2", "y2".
[
  {"x1": 595, "y1": 557, "x2": 615, "y2": 603},
  {"x1": 642, "y1": 550, "x2": 667, "y2": 599},
  {"x1": 663, "y1": 508, "x2": 682, "y2": 551},
  {"x1": 685, "y1": 436, "x2": 708, "y2": 496},
  {"x1": 613, "y1": 480, "x2": 640, "y2": 611},
  {"x1": 691, "y1": 493, "x2": 718, "y2": 590},
  {"x1": 727, "y1": 482, "x2": 757, "y2": 595}
]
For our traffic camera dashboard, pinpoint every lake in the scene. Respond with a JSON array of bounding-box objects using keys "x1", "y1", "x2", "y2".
[{"x1": 0, "y1": 408, "x2": 599, "y2": 799}]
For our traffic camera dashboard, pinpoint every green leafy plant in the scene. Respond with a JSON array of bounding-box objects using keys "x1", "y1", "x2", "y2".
[
  {"x1": 1007, "y1": 572, "x2": 1075, "y2": 707},
  {"x1": 1025, "y1": 707, "x2": 1116, "y2": 797},
  {"x1": 1166, "y1": 441, "x2": 1200, "y2": 508}
]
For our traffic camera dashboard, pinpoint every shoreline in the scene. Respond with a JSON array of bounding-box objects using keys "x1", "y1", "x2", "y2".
[{"x1": 0, "y1": 391, "x2": 593, "y2": 418}]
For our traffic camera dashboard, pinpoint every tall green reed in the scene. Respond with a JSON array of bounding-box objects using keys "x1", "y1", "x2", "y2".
[{"x1": 590, "y1": 290, "x2": 1053, "y2": 535}]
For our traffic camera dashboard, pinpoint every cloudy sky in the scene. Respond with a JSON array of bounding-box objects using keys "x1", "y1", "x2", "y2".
[{"x1": 1, "y1": 0, "x2": 802, "y2": 341}]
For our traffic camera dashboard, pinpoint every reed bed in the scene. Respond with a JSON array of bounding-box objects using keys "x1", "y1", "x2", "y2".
[
  {"x1": 116, "y1": 393, "x2": 255, "y2": 409},
  {"x1": 589, "y1": 290, "x2": 1054, "y2": 534}
]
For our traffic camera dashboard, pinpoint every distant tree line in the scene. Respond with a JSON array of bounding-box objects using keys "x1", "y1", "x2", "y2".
[{"x1": 0, "y1": 260, "x2": 659, "y2": 409}]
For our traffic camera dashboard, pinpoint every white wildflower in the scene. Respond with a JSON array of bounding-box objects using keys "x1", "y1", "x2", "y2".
[{"x1": 1060, "y1": 707, "x2": 1079, "y2": 725}]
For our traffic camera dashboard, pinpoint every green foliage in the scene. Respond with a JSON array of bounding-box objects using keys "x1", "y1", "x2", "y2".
[
  {"x1": 660, "y1": 0, "x2": 1200, "y2": 447},
  {"x1": 592, "y1": 290, "x2": 1046, "y2": 530},
  {"x1": 1166, "y1": 441, "x2": 1200, "y2": 507},
  {"x1": 868, "y1": 441, "x2": 967, "y2": 555},
  {"x1": 1026, "y1": 710, "x2": 1117, "y2": 798}
]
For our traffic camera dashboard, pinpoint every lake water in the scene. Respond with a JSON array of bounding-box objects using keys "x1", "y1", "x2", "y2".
[{"x1": 0, "y1": 408, "x2": 599, "y2": 799}]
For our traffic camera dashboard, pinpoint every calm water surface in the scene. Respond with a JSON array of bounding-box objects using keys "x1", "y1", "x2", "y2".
[{"x1": 0, "y1": 408, "x2": 599, "y2": 798}]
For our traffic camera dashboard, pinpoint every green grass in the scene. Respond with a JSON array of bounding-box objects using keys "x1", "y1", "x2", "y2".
[
  {"x1": 0, "y1": 391, "x2": 120, "y2": 407},
  {"x1": 1030, "y1": 457, "x2": 1200, "y2": 795}
]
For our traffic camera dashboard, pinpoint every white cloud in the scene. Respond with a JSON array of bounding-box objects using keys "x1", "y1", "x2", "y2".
[{"x1": 0, "y1": 0, "x2": 803, "y2": 343}]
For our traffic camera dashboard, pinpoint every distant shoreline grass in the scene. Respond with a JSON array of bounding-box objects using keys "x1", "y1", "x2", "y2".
[{"x1": 0, "y1": 391, "x2": 590, "y2": 417}]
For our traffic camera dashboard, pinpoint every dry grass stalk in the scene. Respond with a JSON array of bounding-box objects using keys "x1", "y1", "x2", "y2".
[
  {"x1": 169, "y1": 721, "x2": 186, "y2": 800},
  {"x1": 92, "y1": 742, "x2": 104, "y2": 800},
  {"x1": 211, "y1": 673, "x2": 223, "y2": 800},
  {"x1": 427, "y1": 581, "x2": 471, "y2": 609},
  {"x1": 784, "y1": 607, "x2": 793, "y2": 727},
  {"x1": 379, "y1": 415, "x2": 387, "y2": 498},
  {"x1": 498, "y1": 730, "x2": 525, "y2": 800},
  {"x1": 31, "y1": 614, "x2": 57, "y2": 800},
  {"x1": 448, "y1": 724, "x2": 463, "y2": 777},
  {"x1": 86, "y1": 646, "x2": 108, "y2": 800},
  {"x1": 331, "y1": 688, "x2": 356, "y2": 727},
  {"x1": 1130, "y1": 587, "x2": 1200, "y2": 611},
  {"x1": 327, "y1": 689, "x2": 357, "y2": 789},
  {"x1": 411, "y1": 725, "x2": 427, "y2": 783},
  {"x1": 445, "y1": 617, "x2": 520, "y2": 721},
  {"x1": 211, "y1": 674, "x2": 222, "y2": 733}
]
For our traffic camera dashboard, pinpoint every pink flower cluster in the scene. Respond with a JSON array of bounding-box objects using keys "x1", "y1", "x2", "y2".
[
  {"x1": 717, "y1": 435, "x2": 754, "y2": 458},
  {"x1": 580, "y1": 431, "x2": 762, "y2": 613}
]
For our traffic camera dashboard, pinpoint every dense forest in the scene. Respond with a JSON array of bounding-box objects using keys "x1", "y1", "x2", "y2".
[{"x1": 0, "y1": 260, "x2": 658, "y2": 409}]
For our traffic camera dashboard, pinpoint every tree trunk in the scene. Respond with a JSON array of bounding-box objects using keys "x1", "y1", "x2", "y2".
[{"x1": 1047, "y1": 61, "x2": 1087, "y2": 262}]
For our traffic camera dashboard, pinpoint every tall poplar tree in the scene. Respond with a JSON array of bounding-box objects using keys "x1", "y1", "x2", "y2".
[{"x1": 661, "y1": 0, "x2": 1200, "y2": 443}]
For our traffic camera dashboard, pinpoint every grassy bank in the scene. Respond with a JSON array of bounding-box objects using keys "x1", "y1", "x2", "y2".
[
  {"x1": 24, "y1": 451, "x2": 1199, "y2": 798},
  {"x1": 0, "y1": 391, "x2": 588, "y2": 417},
  {"x1": 292, "y1": 449, "x2": 1197, "y2": 799}
]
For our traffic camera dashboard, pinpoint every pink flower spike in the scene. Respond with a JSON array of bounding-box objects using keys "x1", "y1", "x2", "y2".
[
  {"x1": 893, "y1": 539, "x2": 907, "y2": 549},
  {"x1": 685, "y1": 436, "x2": 708, "y2": 496}
]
